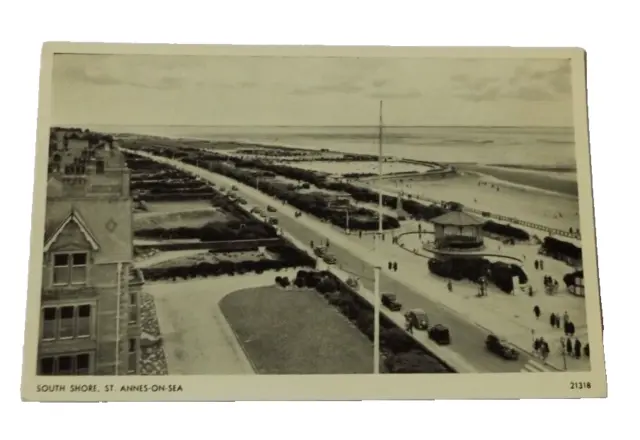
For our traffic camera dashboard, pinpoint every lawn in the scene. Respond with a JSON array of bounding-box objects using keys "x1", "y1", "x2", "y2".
[
  {"x1": 148, "y1": 250, "x2": 276, "y2": 268},
  {"x1": 277, "y1": 160, "x2": 433, "y2": 176},
  {"x1": 219, "y1": 286, "x2": 374, "y2": 374},
  {"x1": 134, "y1": 208, "x2": 231, "y2": 230}
]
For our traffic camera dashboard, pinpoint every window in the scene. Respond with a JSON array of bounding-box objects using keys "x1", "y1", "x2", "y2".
[
  {"x1": 53, "y1": 252, "x2": 88, "y2": 285},
  {"x1": 41, "y1": 304, "x2": 93, "y2": 341},
  {"x1": 128, "y1": 339, "x2": 138, "y2": 374},
  {"x1": 59, "y1": 306, "x2": 75, "y2": 339},
  {"x1": 128, "y1": 293, "x2": 138, "y2": 324},
  {"x1": 77, "y1": 305, "x2": 91, "y2": 337},
  {"x1": 39, "y1": 353, "x2": 91, "y2": 375},
  {"x1": 95, "y1": 160, "x2": 105, "y2": 174},
  {"x1": 42, "y1": 307, "x2": 57, "y2": 340}
]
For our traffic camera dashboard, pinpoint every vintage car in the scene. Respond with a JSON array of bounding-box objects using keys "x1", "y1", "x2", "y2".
[
  {"x1": 313, "y1": 246, "x2": 327, "y2": 257},
  {"x1": 237, "y1": 198, "x2": 248, "y2": 205},
  {"x1": 428, "y1": 324, "x2": 451, "y2": 345},
  {"x1": 250, "y1": 207, "x2": 260, "y2": 214},
  {"x1": 322, "y1": 254, "x2": 337, "y2": 265},
  {"x1": 404, "y1": 308, "x2": 429, "y2": 330},
  {"x1": 267, "y1": 205, "x2": 277, "y2": 213},
  {"x1": 231, "y1": 185, "x2": 238, "y2": 191},
  {"x1": 267, "y1": 217, "x2": 279, "y2": 226},
  {"x1": 485, "y1": 334, "x2": 520, "y2": 360},
  {"x1": 381, "y1": 293, "x2": 402, "y2": 311}
]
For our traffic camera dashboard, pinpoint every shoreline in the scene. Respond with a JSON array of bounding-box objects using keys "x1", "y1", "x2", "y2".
[{"x1": 120, "y1": 132, "x2": 578, "y2": 197}]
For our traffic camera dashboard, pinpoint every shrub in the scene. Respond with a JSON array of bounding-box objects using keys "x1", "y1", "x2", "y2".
[
  {"x1": 380, "y1": 328, "x2": 416, "y2": 353},
  {"x1": 316, "y1": 276, "x2": 339, "y2": 294},
  {"x1": 563, "y1": 270, "x2": 584, "y2": 287},
  {"x1": 482, "y1": 220, "x2": 530, "y2": 241},
  {"x1": 384, "y1": 350, "x2": 450, "y2": 373},
  {"x1": 355, "y1": 310, "x2": 374, "y2": 339},
  {"x1": 281, "y1": 276, "x2": 291, "y2": 288},
  {"x1": 275, "y1": 276, "x2": 283, "y2": 286},
  {"x1": 541, "y1": 236, "x2": 582, "y2": 262}
]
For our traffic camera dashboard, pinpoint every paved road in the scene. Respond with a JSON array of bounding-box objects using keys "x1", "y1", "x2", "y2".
[{"x1": 128, "y1": 150, "x2": 538, "y2": 373}]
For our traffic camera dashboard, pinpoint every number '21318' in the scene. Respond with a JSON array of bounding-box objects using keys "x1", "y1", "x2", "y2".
[{"x1": 570, "y1": 381, "x2": 591, "y2": 390}]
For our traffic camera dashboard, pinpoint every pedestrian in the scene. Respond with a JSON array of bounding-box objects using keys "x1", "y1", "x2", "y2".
[
  {"x1": 555, "y1": 316, "x2": 561, "y2": 329},
  {"x1": 568, "y1": 321, "x2": 576, "y2": 337},
  {"x1": 540, "y1": 260, "x2": 544, "y2": 270},
  {"x1": 563, "y1": 320, "x2": 569, "y2": 336},
  {"x1": 550, "y1": 313, "x2": 556, "y2": 327},
  {"x1": 528, "y1": 285, "x2": 534, "y2": 297},
  {"x1": 388, "y1": 261, "x2": 393, "y2": 270},
  {"x1": 563, "y1": 311, "x2": 570, "y2": 325},
  {"x1": 534, "y1": 260, "x2": 539, "y2": 270},
  {"x1": 566, "y1": 338, "x2": 573, "y2": 356},
  {"x1": 405, "y1": 317, "x2": 413, "y2": 334},
  {"x1": 393, "y1": 262, "x2": 398, "y2": 272},
  {"x1": 533, "y1": 305, "x2": 541, "y2": 319},
  {"x1": 447, "y1": 280, "x2": 453, "y2": 292},
  {"x1": 541, "y1": 342, "x2": 550, "y2": 360},
  {"x1": 574, "y1": 339, "x2": 582, "y2": 359},
  {"x1": 584, "y1": 343, "x2": 590, "y2": 358},
  {"x1": 533, "y1": 338, "x2": 541, "y2": 354}
]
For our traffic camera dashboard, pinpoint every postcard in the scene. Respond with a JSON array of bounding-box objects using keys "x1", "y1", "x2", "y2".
[{"x1": 21, "y1": 43, "x2": 606, "y2": 401}]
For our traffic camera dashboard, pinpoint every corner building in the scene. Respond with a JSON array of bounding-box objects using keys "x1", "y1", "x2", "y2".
[{"x1": 38, "y1": 134, "x2": 142, "y2": 375}]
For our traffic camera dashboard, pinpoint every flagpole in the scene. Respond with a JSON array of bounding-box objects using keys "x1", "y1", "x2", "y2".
[{"x1": 373, "y1": 100, "x2": 383, "y2": 375}]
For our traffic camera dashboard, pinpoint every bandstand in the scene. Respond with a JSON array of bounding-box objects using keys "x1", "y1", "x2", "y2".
[{"x1": 429, "y1": 211, "x2": 485, "y2": 250}]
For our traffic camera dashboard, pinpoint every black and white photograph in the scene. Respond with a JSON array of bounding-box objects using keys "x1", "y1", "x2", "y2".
[{"x1": 22, "y1": 43, "x2": 606, "y2": 400}]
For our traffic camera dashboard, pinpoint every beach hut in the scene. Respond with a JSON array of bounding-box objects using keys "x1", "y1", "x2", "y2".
[{"x1": 430, "y1": 211, "x2": 485, "y2": 250}]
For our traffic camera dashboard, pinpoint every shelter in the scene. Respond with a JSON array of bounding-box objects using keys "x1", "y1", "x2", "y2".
[{"x1": 430, "y1": 211, "x2": 484, "y2": 250}]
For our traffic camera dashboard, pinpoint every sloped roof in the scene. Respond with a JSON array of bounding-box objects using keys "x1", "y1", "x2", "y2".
[
  {"x1": 431, "y1": 210, "x2": 484, "y2": 226},
  {"x1": 44, "y1": 197, "x2": 133, "y2": 263},
  {"x1": 44, "y1": 210, "x2": 100, "y2": 252}
]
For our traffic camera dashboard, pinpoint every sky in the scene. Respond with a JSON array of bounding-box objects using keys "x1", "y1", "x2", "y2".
[{"x1": 51, "y1": 54, "x2": 574, "y2": 127}]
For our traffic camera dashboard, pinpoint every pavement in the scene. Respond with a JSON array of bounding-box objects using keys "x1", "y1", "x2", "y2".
[
  {"x1": 126, "y1": 148, "x2": 557, "y2": 373},
  {"x1": 143, "y1": 272, "x2": 294, "y2": 375}
]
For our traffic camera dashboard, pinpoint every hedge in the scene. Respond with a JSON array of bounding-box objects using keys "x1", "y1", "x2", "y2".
[
  {"x1": 141, "y1": 243, "x2": 315, "y2": 281},
  {"x1": 428, "y1": 257, "x2": 528, "y2": 294},
  {"x1": 294, "y1": 269, "x2": 452, "y2": 373},
  {"x1": 541, "y1": 236, "x2": 582, "y2": 262},
  {"x1": 482, "y1": 220, "x2": 530, "y2": 241},
  {"x1": 135, "y1": 220, "x2": 278, "y2": 242}
]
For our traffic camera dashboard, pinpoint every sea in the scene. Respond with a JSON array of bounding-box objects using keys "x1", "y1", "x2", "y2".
[{"x1": 84, "y1": 125, "x2": 577, "y2": 169}]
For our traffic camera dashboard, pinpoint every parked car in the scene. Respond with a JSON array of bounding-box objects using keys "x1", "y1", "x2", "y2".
[
  {"x1": 428, "y1": 324, "x2": 451, "y2": 345},
  {"x1": 314, "y1": 246, "x2": 327, "y2": 257},
  {"x1": 268, "y1": 217, "x2": 279, "y2": 225},
  {"x1": 231, "y1": 185, "x2": 238, "y2": 191},
  {"x1": 267, "y1": 205, "x2": 277, "y2": 213},
  {"x1": 404, "y1": 308, "x2": 429, "y2": 330},
  {"x1": 322, "y1": 254, "x2": 337, "y2": 265},
  {"x1": 250, "y1": 207, "x2": 260, "y2": 213},
  {"x1": 237, "y1": 198, "x2": 247, "y2": 204},
  {"x1": 485, "y1": 334, "x2": 519, "y2": 360},
  {"x1": 381, "y1": 293, "x2": 402, "y2": 311}
]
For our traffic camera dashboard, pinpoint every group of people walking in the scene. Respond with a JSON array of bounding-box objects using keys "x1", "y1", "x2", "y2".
[
  {"x1": 387, "y1": 261, "x2": 399, "y2": 272},
  {"x1": 531, "y1": 307, "x2": 590, "y2": 362}
]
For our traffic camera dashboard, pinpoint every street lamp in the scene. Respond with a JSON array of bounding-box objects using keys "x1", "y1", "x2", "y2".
[
  {"x1": 373, "y1": 100, "x2": 384, "y2": 375},
  {"x1": 559, "y1": 337, "x2": 567, "y2": 370}
]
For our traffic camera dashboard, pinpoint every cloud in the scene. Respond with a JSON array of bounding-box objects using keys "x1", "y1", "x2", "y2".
[
  {"x1": 55, "y1": 55, "x2": 189, "y2": 91},
  {"x1": 453, "y1": 59, "x2": 572, "y2": 102}
]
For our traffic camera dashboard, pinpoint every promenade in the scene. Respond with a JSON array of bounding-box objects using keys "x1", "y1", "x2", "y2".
[{"x1": 125, "y1": 148, "x2": 589, "y2": 373}]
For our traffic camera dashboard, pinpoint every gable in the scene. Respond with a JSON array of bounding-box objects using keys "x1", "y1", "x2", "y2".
[{"x1": 44, "y1": 211, "x2": 100, "y2": 253}]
